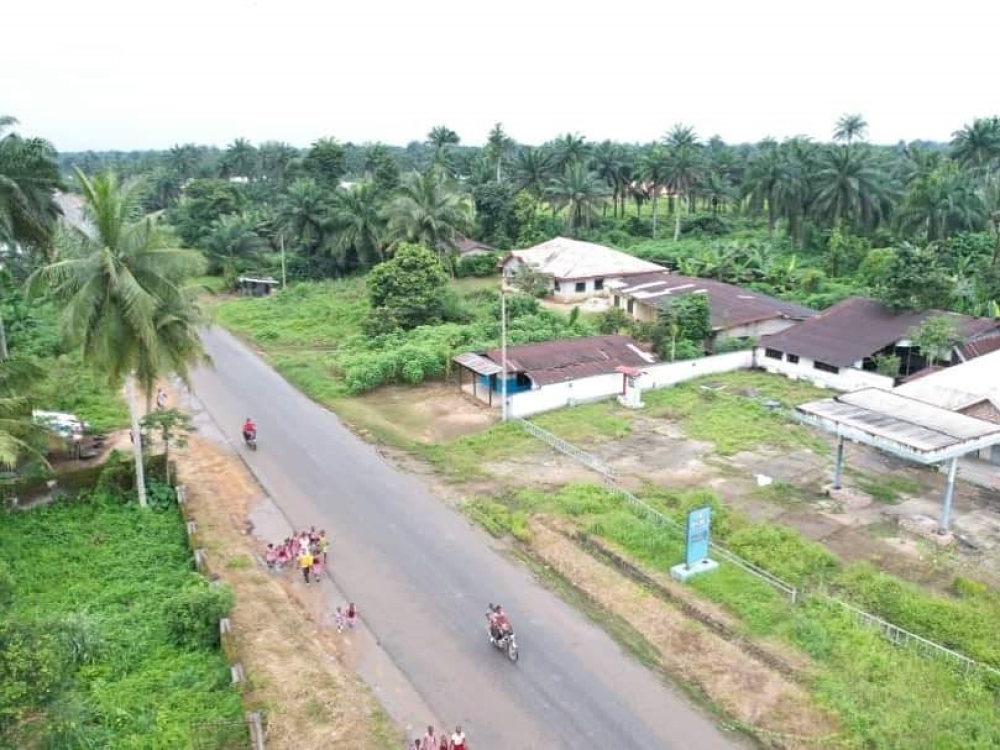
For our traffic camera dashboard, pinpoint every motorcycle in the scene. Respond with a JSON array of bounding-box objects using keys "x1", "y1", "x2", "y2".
[
  {"x1": 486, "y1": 607, "x2": 519, "y2": 662},
  {"x1": 243, "y1": 429, "x2": 257, "y2": 451}
]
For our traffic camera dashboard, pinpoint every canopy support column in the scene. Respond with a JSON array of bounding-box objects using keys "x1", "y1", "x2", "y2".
[
  {"x1": 832, "y1": 436, "x2": 845, "y2": 490},
  {"x1": 938, "y1": 457, "x2": 959, "y2": 534}
]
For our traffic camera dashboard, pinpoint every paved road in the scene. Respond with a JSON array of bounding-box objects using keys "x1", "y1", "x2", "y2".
[{"x1": 191, "y1": 327, "x2": 742, "y2": 749}]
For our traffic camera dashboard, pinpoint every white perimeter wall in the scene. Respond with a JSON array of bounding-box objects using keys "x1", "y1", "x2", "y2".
[
  {"x1": 508, "y1": 350, "x2": 754, "y2": 418},
  {"x1": 753, "y1": 348, "x2": 894, "y2": 392}
]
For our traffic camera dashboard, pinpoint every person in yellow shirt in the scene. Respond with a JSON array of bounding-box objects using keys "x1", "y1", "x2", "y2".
[{"x1": 297, "y1": 548, "x2": 314, "y2": 583}]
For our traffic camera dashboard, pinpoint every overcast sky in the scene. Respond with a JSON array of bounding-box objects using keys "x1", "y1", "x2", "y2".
[{"x1": 3, "y1": 0, "x2": 998, "y2": 152}]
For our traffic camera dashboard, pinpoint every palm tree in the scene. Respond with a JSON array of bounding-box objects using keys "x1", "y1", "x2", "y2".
[
  {"x1": 258, "y1": 141, "x2": 300, "y2": 182},
  {"x1": 27, "y1": 169, "x2": 208, "y2": 506},
  {"x1": 329, "y1": 181, "x2": 387, "y2": 270},
  {"x1": 386, "y1": 170, "x2": 473, "y2": 263},
  {"x1": 639, "y1": 145, "x2": 670, "y2": 238},
  {"x1": 224, "y1": 138, "x2": 258, "y2": 180},
  {"x1": 277, "y1": 178, "x2": 332, "y2": 254},
  {"x1": 897, "y1": 165, "x2": 986, "y2": 241},
  {"x1": 742, "y1": 142, "x2": 784, "y2": 234},
  {"x1": 951, "y1": 117, "x2": 1000, "y2": 182},
  {"x1": 203, "y1": 213, "x2": 268, "y2": 275},
  {"x1": 546, "y1": 163, "x2": 609, "y2": 235},
  {"x1": 813, "y1": 145, "x2": 892, "y2": 233},
  {"x1": 513, "y1": 147, "x2": 556, "y2": 200},
  {"x1": 664, "y1": 126, "x2": 703, "y2": 241},
  {"x1": 0, "y1": 117, "x2": 63, "y2": 359},
  {"x1": 427, "y1": 126, "x2": 460, "y2": 170},
  {"x1": 592, "y1": 141, "x2": 626, "y2": 218},
  {"x1": 833, "y1": 114, "x2": 869, "y2": 145},
  {"x1": 553, "y1": 133, "x2": 590, "y2": 170},
  {"x1": 167, "y1": 143, "x2": 201, "y2": 180},
  {"x1": 486, "y1": 123, "x2": 514, "y2": 182}
]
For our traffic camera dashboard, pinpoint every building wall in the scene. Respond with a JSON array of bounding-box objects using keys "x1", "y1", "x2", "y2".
[
  {"x1": 508, "y1": 350, "x2": 754, "y2": 418},
  {"x1": 754, "y1": 348, "x2": 894, "y2": 392},
  {"x1": 612, "y1": 294, "x2": 658, "y2": 323},
  {"x1": 552, "y1": 276, "x2": 608, "y2": 302},
  {"x1": 717, "y1": 317, "x2": 796, "y2": 342}
]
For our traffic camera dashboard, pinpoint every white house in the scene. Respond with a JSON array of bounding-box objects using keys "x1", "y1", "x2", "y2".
[{"x1": 500, "y1": 237, "x2": 665, "y2": 302}]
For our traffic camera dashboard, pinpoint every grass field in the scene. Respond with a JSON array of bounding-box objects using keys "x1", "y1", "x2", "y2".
[
  {"x1": 0, "y1": 489, "x2": 242, "y2": 748},
  {"x1": 476, "y1": 482, "x2": 1000, "y2": 749}
]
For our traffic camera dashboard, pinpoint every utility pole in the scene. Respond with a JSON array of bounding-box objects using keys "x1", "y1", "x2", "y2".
[
  {"x1": 501, "y1": 288, "x2": 508, "y2": 421},
  {"x1": 126, "y1": 376, "x2": 147, "y2": 507},
  {"x1": 279, "y1": 234, "x2": 287, "y2": 289}
]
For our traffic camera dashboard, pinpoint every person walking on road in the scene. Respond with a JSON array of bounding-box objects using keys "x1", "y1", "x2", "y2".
[
  {"x1": 420, "y1": 725, "x2": 437, "y2": 750},
  {"x1": 450, "y1": 726, "x2": 466, "y2": 750},
  {"x1": 297, "y1": 547, "x2": 313, "y2": 584}
]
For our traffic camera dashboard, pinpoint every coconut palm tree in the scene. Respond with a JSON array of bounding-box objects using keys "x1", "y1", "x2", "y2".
[
  {"x1": 513, "y1": 147, "x2": 556, "y2": 200},
  {"x1": 833, "y1": 114, "x2": 869, "y2": 145},
  {"x1": 224, "y1": 138, "x2": 258, "y2": 180},
  {"x1": 486, "y1": 123, "x2": 514, "y2": 182},
  {"x1": 386, "y1": 169, "x2": 473, "y2": 262},
  {"x1": 639, "y1": 144, "x2": 670, "y2": 238},
  {"x1": 277, "y1": 178, "x2": 332, "y2": 254},
  {"x1": 27, "y1": 169, "x2": 208, "y2": 505},
  {"x1": 545, "y1": 163, "x2": 609, "y2": 235},
  {"x1": 330, "y1": 181, "x2": 387, "y2": 270},
  {"x1": 812, "y1": 145, "x2": 892, "y2": 233}
]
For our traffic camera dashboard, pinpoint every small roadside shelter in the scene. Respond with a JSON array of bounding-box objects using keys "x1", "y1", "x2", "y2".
[
  {"x1": 795, "y1": 388, "x2": 1000, "y2": 534},
  {"x1": 235, "y1": 276, "x2": 280, "y2": 297}
]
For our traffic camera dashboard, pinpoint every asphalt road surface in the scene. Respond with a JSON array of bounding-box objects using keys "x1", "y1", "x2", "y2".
[{"x1": 191, "y1": 326, "x2": 743, "y2": 750}]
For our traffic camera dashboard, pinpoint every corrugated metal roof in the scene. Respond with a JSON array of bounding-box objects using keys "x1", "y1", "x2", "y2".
[
  {"x1": 452, "y1": 352, "x2": 503, "y2": 377},
  {"x1": 894, "y1": 350, "x2": 1000, "y2": 412},
  {"x1": 613, "y1": 271, "x2": 815, "y2": 329},
  {"x1": 759, "y1": 297, "x2": 999, "y2": 368},
  {"x1": 796, "y1": 387, "x2": 1000, "y2": 462},
  {"x1": 482, "y1": 335, "x2": 656, "y2": 386},
  {"x1": 505, "y1": 237, "x2": 664, "y2": 280}
]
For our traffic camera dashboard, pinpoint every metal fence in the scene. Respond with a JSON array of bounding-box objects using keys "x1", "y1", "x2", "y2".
[
  {"x1": 826, "y1": 597, "x2": 1000, "y2": 679},
  {"x1": 516, "y1": 418, "x2": 618, "y2": 481},
  {"x1": 515, "y1": 417, "x2": 1000, "y2": 679}
]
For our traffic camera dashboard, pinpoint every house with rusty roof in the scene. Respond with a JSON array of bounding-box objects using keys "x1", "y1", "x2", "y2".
[
  {"x1": 451, "y1": 335, "x2": 657, "y2": 407},
  {"x1": 500, "y1": 237, "x2": 665, "y2": 302},
  {"x1": 606, "y1": 271, "x2": 816, "y2": 346},
  {"x1": 755, "y1": 296, "x2": 1000, "y2": 391}
]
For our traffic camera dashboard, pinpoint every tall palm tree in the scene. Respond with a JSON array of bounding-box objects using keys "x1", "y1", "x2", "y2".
[
  {"x1": 486, "y1": 123, "x2": 514, "y2": 182},
  {"x1": 897, "y1": 165, "x2": 986, "y2": 241},
  {"x1": 833, "y1": 114, "x2": 869, "y2": 145},
  {"x1": 203, "y1": 213, "x2": 268, "y2": 274},
  {"x1": 277, "y1": 178, "x2": 332, "y2": 254},
  {"x1": 258, "y1": 141, "x2": 300, "y2": 182},
  {"x1": 639, "y1": 144, "x2": 670, "y2": 238},
  {"x1": 664, "y1": 126, "x2": 703, "y2": 241},
  {"x1": 27, "y1": 169, "x2": 208, "y2": 505},
  {"x1": 813, "y1": 145, "x2": 892, "y2": 233},
  {"x1": 545, "y1": 163, "x2": 609, "y2": 235},
  {"x1": 742, "y1": 142, "x2": 784, "y2": 234},
  {"x1": 427, "y1": 126, "x2": 460, "y2": 170},
  {"x1": 224, "y1": 138, "x2": 258, "y2": 180},
  {"x1": 513, "y1": 147, "x2": 556, "y2": 200},
  {"x1": 951, "y1": 117, "x2": 1000, "y2": 182},
  {"x1": 592, "y1": 141, "x2": 626, "y2": 218},
  {"x1": 167, "y1": 143, "x2": 201, "y2": 180},
  {"x1": 329, "y1": 181, "x2": 387, "y2": 270},
  {"x1": 386, "y1": 169, "x2": 473, "y2": 262}
]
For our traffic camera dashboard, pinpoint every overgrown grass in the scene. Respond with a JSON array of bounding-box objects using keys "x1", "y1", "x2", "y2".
[
  {"x1": 856, "y1": 474, "x2": 925, "y2": 504},
  {"x1": 0, "y1": 491, "x2": 241, "y2": 747},
  {"x1": 475, "y1": 481, "x2": 1000, "y2": 749},
  {"x1": 642, "y1": 371, "x2": 831, "y2": 455}
]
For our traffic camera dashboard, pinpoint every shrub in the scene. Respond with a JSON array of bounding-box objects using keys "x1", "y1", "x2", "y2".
[
  {"x1": 455, "y1": 252, "x2": 501, "y2": 278},
  {"x1": 162, "y1": 580, "x2": 234, "y2": 650}
]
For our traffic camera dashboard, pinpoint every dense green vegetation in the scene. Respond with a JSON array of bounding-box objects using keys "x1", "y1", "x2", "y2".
[
  {"x1": 215, "y1": 274, "x2": 593, "y2": 396},
  {"x1": 479, "y1": 482, "x2": 1000, "y2": 749},
  {"x1": 0, "y1": 482, "x2": 240, "y2": 747}
]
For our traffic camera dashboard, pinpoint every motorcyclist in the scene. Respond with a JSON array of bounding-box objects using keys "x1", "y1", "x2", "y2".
[
  {"x1": 242, "y1": 417, "x2": 257, "y2": 443},
  {"x1": 487, "y1": 603, "x2": 512, "y2": 642}
]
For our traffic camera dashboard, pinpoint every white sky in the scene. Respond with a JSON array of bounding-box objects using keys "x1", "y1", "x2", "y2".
[{"x1": 3, "y1": 0, "x2": 998, "y2": 152}]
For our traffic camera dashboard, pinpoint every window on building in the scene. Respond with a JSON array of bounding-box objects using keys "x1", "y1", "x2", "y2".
[
  {"x1": 575, "y1": 281, "x2": 586, "y2": 293},
  {"x1": 764, "y1": 348, "x2": 782, "y2": 360},
  {"x1": 787, "y1": 354, "x2": 799, "y2": 364},
  {"x1": 554, "y1": 281, "x2": 561, "y2": 291},
  {"x1": 627, "y1": 299, "x2": 634, "y2": 314},
  {"x1": 594, "y1": 278, "x2": 605, "y2": 290},
  {"x1": 813, "y1": 361, "x2": 839, "y2": 374},
  {"x1": 613, "y1": 295, "x2": 621, "y2": 308}
]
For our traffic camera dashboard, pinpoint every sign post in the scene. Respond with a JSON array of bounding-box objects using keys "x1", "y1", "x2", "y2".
[{"x1": 671, "y1": 506, "x2": 718, "y2": 582}]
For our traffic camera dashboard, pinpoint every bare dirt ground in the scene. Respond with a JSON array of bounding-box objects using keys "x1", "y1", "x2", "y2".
[
  {"x1": 527, "y1": 518, "x2": 840, "y2": 748},
  {"x1": 178, "y1": 433, "x2": 398, "y2": 749}
]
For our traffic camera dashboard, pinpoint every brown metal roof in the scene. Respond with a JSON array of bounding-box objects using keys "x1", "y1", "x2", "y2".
[
  {"x1": 454, "y1": 236, "x2": 496, "y2": 256},
  {"x1": 759, "y1": 296, "x2": 999, "y2": 368},
  {"x1": 615, "y1": 272, "x2": 815, "y2": 330},
  {"x1": 958, "y1": 330, "x2": 1000, "y2": 360},
  {"x1": 483, "y1": 335, "x2": 656, "y2": 386}
]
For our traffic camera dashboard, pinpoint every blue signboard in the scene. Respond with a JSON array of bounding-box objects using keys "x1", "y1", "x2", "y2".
[{"x1": 685, "y1": 506, "x2": 712, "y2": 568}]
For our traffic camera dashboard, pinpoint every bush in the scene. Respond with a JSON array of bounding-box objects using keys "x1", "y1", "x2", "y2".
[
  {"x1": 0, "y1": 621, "x2": 70, "y2": 730},
  {"x1": 454, "y1": 252, "x2": 501, "y2": 278},
  {"x1": 162, "y1": 579, "x2": 234, "y2": 650}
]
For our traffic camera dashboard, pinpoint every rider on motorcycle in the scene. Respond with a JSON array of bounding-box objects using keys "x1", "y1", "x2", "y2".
[
  {"x1": 487, "y1": 603, "x2": 512, "y2": 642},
  {"x1": 242, "y1": 417, "x2": 257, "y2": 444}
]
